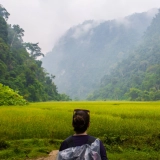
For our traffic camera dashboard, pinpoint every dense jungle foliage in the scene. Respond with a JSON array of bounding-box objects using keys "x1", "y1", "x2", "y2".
[
  {"x1": 87, "y1": 10, "x2": 160, "y2": 101},
  {"x1": 0, "y1": 4, "x2": 71, "y2": 103}
]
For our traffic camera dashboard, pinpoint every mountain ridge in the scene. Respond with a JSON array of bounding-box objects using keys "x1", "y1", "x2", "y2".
[{"x1": 42, "y1": 8, "x2": 158, "y2": 100}]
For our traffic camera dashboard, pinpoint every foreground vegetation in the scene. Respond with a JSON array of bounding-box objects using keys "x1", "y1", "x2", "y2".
[
  {"x1": 0, "y1": 101, "x2": 160, "y2": 159},
  {"x1": 0, "y1": 83, "x2": 28, "y2": 106}
]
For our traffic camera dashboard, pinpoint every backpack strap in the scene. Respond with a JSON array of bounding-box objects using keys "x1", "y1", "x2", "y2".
[
  {"x1": 65, "y1": 135, "x2": 96, "y2": 148},
  {"x1": 87, "y1": 136, "x2": 96, "y2": 145}
]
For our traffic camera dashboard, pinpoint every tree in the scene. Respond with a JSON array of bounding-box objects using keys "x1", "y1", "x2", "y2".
[
  {"x1": 59, "y1": 93, "x2": 72, "y2": 101},
  {"x1": 0, "y1": 5, "x2": 71, "y2": 102},
  {"x1": 0, "y1": 4, "x2": 10, "y2": 21},
  {"x1": 10, "y1": 25, "x2": 24, "y2": 47},
  {"x1": 0, "y1": 15, "x2": 8, "y2": 42},
  {"x1": 126, "y1": 88, "x2": 142, "y2": 101},
  {"x1": 23, "y1": 42, "x2": 44, "y2": 59}
]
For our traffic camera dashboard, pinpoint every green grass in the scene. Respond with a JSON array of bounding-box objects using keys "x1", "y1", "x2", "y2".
[{"x1": 0, "y1": 101, "x2": 160, "y2": 159}]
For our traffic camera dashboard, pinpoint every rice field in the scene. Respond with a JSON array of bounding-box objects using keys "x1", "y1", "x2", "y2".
[
  {"x1": 1, "y1": 101, "x2": 160, "y2": 140},
  {"x1": 0, "y1": 101, "x2": 160, "y2": 159}
]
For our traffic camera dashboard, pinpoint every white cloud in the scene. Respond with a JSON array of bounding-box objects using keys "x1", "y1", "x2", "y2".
[
  {"x1": 1, "y1": 0, "x2": 160, "y2": 54},
  {"x1": 115, "y1": 18, "x2": 131, "y2": 28},
  {"x1": 146, "y1": 8, "x2": 159, "y2": 17},
  {"x1": 72, "y1": 21, "x2": 100, "y2": 39}
]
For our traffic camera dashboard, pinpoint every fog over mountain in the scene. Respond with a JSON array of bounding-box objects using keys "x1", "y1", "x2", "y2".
[
  {"x1": 88, "y1": 9, "x2": 160, "y2": 101},
  {"x1": 42, "y1": 8, "x2": 158, "y2": 100}
]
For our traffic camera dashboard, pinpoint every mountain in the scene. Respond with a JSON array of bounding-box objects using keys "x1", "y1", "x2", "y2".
[
  {"x1": 42, "y1": 8, "x2": 158, "y2": 100},
  {"x1": 87, "y1": 9, "x2": 160, "y2": 101}
]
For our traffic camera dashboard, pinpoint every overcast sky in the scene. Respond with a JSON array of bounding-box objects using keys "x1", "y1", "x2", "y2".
[{"x1": 1, "y1": 0, "x2": 160, "y2": 54}]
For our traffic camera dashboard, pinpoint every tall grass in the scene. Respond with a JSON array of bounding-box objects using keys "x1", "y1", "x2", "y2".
[{"x1": 0, "y1": 101, "x2": 160, "y2": 141}]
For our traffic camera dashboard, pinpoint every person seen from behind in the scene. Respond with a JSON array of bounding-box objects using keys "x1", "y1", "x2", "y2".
[{"x1": 58, "y1": 109, "x2": 108, "y2": 160}]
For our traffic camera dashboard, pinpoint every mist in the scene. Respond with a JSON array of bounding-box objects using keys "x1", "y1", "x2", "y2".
[{"x1": 1, "y1": 0, "x2": 160, "y2": 54}]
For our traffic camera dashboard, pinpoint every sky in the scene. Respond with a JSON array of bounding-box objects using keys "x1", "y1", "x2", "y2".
[{"x1": 1, "y1": 0, "x2": 160, "y2": 54}]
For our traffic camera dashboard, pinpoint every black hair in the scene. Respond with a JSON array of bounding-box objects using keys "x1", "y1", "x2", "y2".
[{"x1": 72, "y1": 110, "x2": 90, "y2": 134}]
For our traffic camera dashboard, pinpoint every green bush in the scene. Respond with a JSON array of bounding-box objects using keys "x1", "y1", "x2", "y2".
[{"x1": 0, "y1": 83, "x2": 28, "y2": 106}]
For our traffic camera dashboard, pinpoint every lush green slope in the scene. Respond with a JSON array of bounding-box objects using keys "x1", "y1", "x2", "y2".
[
  {"x1": 88, "y1": 10, "x2": 160, "y2": 101},
  {"x1": 42, "y1": 9, "x2": 158, "y2": 100},
  {"x1": 0, "y1": 4, "x2": 71, "y2": 102}
]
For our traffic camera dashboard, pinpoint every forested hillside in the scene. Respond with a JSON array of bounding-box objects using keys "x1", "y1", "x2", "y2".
[
  {"x1": 88, "y1": 9, "x2": 160, "y2": 101},
  {"x1": 0, "y1": 4, "x2": 70, "y2": 102},
  {"x1": 42, "y1": 9, "x2": 158, "y2": 100}
]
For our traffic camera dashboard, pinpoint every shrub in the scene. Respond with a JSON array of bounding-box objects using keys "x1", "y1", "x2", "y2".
[{"x1": 0, "y1": 83, "x2": 28, "y2": 106}]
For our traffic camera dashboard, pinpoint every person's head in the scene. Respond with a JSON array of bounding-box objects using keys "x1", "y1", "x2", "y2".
[{"x1": 72, "y1": 109, "x2": 90, "y2": 134}]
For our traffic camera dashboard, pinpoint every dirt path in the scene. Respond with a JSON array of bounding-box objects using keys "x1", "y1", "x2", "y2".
[{"x1": 35, "y1": 150, "x2": 59, "y2": 160}]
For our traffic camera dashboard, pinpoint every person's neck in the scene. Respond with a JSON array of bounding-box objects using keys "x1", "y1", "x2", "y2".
[{"x1": 74, "y1": 131, "x2": 87, "y2": 136}]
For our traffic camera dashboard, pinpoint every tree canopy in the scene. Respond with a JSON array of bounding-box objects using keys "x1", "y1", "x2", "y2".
[{"x1": 0, "y1": 4, "x2": 71, "y2": 103}]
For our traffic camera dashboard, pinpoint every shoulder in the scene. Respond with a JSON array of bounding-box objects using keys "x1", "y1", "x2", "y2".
[
  {"x1": 59, "y1": 136, "x2": 72, "y2": 151},
  {"x1": 88, "y1": 135, "x2": 105, "y2": 150},
  {"x1": 88, "y1": 135, "x2": 104, "y2": 144},
  {"x1": 87, "y1": 135, "x2": 97, "y2": 144},
  {"x1": 64, "y1": 136, "x2": 73, "y2": 143}
]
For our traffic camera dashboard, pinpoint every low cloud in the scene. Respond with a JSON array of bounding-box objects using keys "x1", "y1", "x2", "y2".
[
  {"x1": 72, "y1": 21, "x2": 100, "y2": 39},
  {"x1": 115, "y1": 18, "x2": 131, "y2": 28},
  {"x1": 146, "y1": 8, "x2": 159, "y2": 17},
  {"x1": 1, "y1": 0, "x2": 160, "y2": 54}
]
